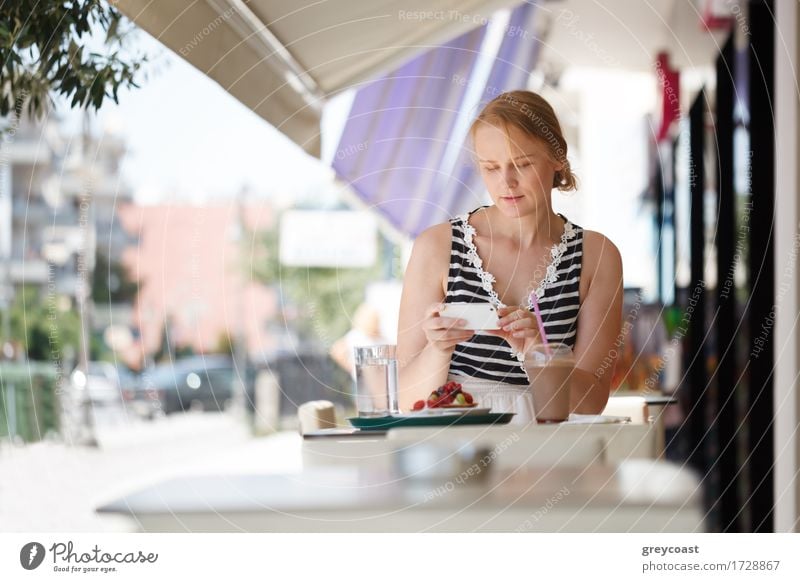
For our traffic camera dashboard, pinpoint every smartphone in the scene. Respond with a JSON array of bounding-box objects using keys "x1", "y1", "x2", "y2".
[{"x1": 440, "y1": 302, "x2": 500, "y2": 330}]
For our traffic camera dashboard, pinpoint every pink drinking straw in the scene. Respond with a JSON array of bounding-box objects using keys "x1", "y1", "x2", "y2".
[{"x1": 528, "y1": 291, "x2": 552, "y2": 357}]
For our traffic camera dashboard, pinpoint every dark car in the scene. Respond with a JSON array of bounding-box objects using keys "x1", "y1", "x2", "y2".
[{"x1": 134, "y1": 356, "x2": 252, "y2": 416}]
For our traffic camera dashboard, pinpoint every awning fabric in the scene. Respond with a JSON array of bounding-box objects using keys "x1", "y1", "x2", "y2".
[
  {"x1": 115, "y1": 1, "x2": 726, "y2": 164},
  {"x1": 332, "y1": 2, "x2": 540, "y2": 238},
  {"x1": 114, "y1": 0, "x2": 523, "y2": 157}
]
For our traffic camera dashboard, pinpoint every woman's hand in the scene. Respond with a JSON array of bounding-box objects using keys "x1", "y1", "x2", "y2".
[
  {"x1": 486, "y1": 305, "x2": 542, "y2": 355},
  {"x1": 422, "y1": 303, "x2": 475, "y2": 353}
]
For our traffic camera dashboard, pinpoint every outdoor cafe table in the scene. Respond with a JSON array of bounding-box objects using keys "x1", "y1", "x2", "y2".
[
  {"x1": 96, "y1": 418, "x2": 703, "y2": 532},
  {"x1": 96, "y1": 460, "x2": 703, "y2": 532},
  {"x1": 302, "y1": 420, "x2": 660, "y2": 473}
]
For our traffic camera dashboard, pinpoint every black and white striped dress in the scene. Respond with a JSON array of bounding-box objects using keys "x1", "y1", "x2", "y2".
[{"x1": 445, "y1": 205, "x2": 583, "y2": 387}]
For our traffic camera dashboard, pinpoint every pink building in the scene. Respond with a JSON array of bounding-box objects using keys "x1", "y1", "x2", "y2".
[{"x1": 117, "y1": 202, "x2": 280, "y2": 367}]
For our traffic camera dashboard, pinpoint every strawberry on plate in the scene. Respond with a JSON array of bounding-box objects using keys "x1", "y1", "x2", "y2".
[{"x1": 424, "y1": 381, "x2": 478, "y2": 408}]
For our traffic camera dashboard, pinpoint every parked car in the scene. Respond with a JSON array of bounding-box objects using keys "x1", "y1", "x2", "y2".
[
  {"x1": 134, "y1": 356, "x2": 252, "y2": 416},
  {"x1": 69, "y1": 362, "x2": 123, "y2": 405}
]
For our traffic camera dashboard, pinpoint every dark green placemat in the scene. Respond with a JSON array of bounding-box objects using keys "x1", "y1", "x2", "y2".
[{"x1": 348, "y1": 413, "x2": 515, "y2": 430}]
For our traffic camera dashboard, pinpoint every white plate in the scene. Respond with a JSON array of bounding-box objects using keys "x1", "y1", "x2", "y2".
[
  {"x1": 399, "y1": 407, "x2": 492, "y2": 417},
  {"x1": 564, "y1": 414, "x2": 631, "y2": 425}
]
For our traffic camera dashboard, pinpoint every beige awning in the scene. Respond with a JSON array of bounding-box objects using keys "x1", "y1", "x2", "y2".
[
  {"x1": 115, "y1": 0, "x2": 730, "y2": 157},
  {"x1": 114, "y1": 0, "x2": 522, "y2": 157}
]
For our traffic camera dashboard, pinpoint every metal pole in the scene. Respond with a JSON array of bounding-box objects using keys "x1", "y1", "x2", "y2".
[
  {"x1": 75, "y1": 111, "x2": 97, "y2": 447},
  {"x1": 233, "y1": 188, "x2": 248, "y2": 425},
  {"x1": 0, "y1": 136, "x2": 13, "y2": 350},
  {"x1": 7, "y1": 382, "x2": 16, "y2": 442}
]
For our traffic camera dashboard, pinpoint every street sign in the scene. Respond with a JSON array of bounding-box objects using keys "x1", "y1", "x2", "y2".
[{"x1": 279, "y1": 210, "x2": 377, "y2": 268}]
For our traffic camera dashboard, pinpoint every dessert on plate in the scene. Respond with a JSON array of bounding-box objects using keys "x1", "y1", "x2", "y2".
[{"x1": 412, "y1": 381, "x2": 476, "y2": 411}]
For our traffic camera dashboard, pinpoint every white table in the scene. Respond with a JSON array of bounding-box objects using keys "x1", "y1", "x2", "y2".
[
  {"x1": 608, "y1": 392, "x2": 680, "y2": 455},
  {"x1": 96, "y1": 459, "x2": 704, "y2": 532},
  {"x1": 302, "y1": 422, "x2": 658, "y2": 473}
]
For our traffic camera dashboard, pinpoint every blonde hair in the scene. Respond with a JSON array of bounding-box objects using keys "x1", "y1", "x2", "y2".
[{"x1": 469, "y1": 90, "x2": 577, "y2": 191}]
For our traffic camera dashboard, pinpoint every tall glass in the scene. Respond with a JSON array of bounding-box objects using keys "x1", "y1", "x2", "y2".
[
  {"x1": 523, "y1": 343, "x2": 575, "y2": 423},
  {"x1": 353, "y1": 344, "x2": 399, "y2": 417}
]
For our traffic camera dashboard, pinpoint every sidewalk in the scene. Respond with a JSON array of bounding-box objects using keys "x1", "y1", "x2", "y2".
[{"x1": 0, "y1": 411, "x2": 302, "y2": 532}]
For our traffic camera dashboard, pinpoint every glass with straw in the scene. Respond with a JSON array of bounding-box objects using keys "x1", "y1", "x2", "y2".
[{"x1": 525, "y1": 291, "x2": 574, "y2": 423}]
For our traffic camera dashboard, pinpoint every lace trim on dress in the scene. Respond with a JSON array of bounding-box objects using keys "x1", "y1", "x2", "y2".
[
  {"x1": 457, "y1": 211, "x2": 576, "y2": 309},
  {"x1": 528, "y1": 220, "x2": 578, "y2": 306},
  {"x1": 456, "y1": 210, "x2": 578, "y2": 370},
  {"x1": 457, "y1": 213, "x2": 503, "y2": 307}
]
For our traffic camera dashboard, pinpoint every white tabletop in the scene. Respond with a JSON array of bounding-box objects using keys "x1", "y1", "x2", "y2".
[{"x1": 96, "y1": 458, "x2": 704, "y2": 533}]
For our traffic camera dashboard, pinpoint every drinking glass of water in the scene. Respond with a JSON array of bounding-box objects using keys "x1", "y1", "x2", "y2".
[{"x1": 353, "y1": 344, "x2": 399, "y2": 417}]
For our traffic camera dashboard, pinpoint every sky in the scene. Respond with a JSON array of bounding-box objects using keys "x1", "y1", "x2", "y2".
[{"x1": 59, "y1": 28, "x2": 339, "y2": 206}]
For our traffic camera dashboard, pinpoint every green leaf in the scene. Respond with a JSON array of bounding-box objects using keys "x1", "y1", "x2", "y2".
[
  {"x1": 105, "y1": 14, "x2": 119, "y2": 44},
  {"x1": 0, "y1": 0, "x2": 147, "y2": 122}
]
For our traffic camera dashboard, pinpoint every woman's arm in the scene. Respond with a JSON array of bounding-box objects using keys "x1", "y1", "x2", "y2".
[
  {"x1": 569, "y1": 231, "x2": 624, "y2": 414},
  {"x1": 396, "y1": 224, "x2": 472, "y2": 410}
]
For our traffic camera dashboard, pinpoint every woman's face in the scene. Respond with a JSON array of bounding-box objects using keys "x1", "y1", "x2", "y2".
[{"x1": 474, "y1": 122, "x2": 561, "y2": 217}]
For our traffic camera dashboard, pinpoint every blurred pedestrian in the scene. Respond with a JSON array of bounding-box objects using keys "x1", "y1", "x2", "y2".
[{"x1": 330, "y1": 303, "x2": 387, "y2": 378}]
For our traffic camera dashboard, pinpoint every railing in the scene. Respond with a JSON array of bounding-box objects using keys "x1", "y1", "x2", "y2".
[{"x1": 0, "y1": 362, "x2": 61, "y2": 443}]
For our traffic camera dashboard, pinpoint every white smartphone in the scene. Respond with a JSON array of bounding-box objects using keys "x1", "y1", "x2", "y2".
[{"x1": 440, "y1": 302, "x2": 500, "y2": 330}]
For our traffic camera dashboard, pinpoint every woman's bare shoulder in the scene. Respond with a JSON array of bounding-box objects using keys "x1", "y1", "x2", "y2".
[
  {"x1": 581, "y1": 229, "x2": 623, "y2": 278},
  {"x1": 406, "y1": 221, "x2": 454, "y2": 293},
  {"x1": 412, "y1": 222, "x2": 453, "y2": 255}
]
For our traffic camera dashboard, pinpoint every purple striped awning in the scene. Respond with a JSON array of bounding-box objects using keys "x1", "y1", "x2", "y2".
[{"x1": 332, "y1": 2, "x2": 540, "y2": 238}]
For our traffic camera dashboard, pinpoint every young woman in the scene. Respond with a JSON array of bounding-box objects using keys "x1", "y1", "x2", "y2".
[{"x1": 396, "y1": 90, "x2": 623, "y2": 417}]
